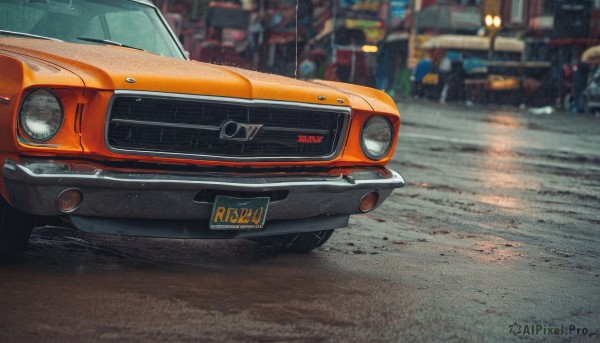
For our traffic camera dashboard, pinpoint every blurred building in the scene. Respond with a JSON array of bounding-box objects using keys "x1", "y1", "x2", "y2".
[
  {"x1": 415, "y1": 0, "x2": 482, "y2": 35},
  {"x1": 153, "y1": 0, "x2": 412, "y2": 84},
  {"x1": 477, "y1": 0, "x2": 600, "y2": 61},
  {"x1": 152, "y1": 0, "x2": 599, "y2": 104}
]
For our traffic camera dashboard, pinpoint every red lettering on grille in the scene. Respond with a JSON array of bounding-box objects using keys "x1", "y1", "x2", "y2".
[{"x1": 297, "y1": 135, "x2": 324, "y2": 143}]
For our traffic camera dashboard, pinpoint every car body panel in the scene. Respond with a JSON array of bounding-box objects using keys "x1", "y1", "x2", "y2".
[
  {"x1": 1, "y1": 38, "x2": 351, "y2": 107},
  {"x1": 0, "y1": 38, "x2": 400, "y2": 170},
  {"x1": 583, "y1": 67, "x2": 600, "y2": 110}
]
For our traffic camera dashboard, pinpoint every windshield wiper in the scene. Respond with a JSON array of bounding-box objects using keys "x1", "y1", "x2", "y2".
[
  {"x1": 76, "y1": 37, "x2": 144, "y2": 51},
  {"x1": 0, "y1": 30, "x2": 62, "y2": 41}
]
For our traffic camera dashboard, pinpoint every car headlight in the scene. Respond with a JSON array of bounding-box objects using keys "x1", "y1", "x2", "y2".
[
  {"x1": 360, "y1": 116, "x2": 393, "y2": 160},
  {"x1": 19, "y1": 89, "x2": 64, "y2": 142}
]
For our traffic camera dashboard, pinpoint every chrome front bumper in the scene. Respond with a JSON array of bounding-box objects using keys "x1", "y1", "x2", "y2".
[{"x1": 2, "y1": 159, "x2": 405, "y2": 238}]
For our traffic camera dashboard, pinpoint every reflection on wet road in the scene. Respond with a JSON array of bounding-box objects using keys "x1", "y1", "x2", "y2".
[{"x1": 1, "y1": 102, "x2": 599, "y2": 342}]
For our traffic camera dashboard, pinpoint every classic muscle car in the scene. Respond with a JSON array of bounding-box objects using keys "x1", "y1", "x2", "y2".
[{"x1": 0, "y1": 0, "x2": 404, "y2": 257}]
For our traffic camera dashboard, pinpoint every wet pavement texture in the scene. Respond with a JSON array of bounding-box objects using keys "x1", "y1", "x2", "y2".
[{"x1": 1, "y1": 101, "x2": 599, "y2": 342}]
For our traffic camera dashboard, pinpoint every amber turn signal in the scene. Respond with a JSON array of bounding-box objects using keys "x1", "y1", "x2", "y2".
[
  {"x1": 359, "y1": 191, "x2": 379, "y2": 213},
  {"x1": 56, "y1": 188, "x2": 83, "y2": 213}
]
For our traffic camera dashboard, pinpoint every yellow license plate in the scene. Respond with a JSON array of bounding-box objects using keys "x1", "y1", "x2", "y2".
[{"x1": 209, "y1": 196, "x2": 269, "y2": 230}]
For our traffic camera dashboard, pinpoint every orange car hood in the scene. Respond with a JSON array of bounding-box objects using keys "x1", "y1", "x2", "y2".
[{"x1": 0, "y1": 38, "x2": 388, "y2": 110}]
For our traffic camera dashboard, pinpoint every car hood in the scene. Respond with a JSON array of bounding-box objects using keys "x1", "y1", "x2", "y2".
[{"x1": 0, "y1": 38, "x2": 396, "y2": 111}]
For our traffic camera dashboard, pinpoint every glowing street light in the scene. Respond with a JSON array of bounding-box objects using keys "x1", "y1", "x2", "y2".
[
  {"x1": 485, "y1": 14, "x2": 502, "y2": 29},
  {"x1": 485, "y1": 14, "x2": 493, "y2": 27},
  {"x1": 484, "y1": 14, "x2": 502, "y2": 59},
  {"x1": 493, "y1": 15, "x2": 502, "y2": 28}
]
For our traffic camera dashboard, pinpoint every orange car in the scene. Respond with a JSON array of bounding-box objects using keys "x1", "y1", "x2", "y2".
[{"x1": 0, "y1": 0, "x2": 403, "y2": 257}]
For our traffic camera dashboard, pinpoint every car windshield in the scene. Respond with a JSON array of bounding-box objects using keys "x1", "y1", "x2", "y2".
[{"x1": 0, "y1": 0, "x2": 185, "y2": 59}]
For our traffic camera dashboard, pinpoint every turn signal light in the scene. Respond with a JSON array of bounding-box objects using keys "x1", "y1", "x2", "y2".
[
  {"x1": 56, "y1": 188, "x2": 83, "y2": 213},
  {"x1": 359, "y1": 191, "x2": 379, "y2": 213}
]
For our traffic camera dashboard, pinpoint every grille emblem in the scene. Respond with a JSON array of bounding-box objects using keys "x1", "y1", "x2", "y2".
[{"x1": 219, "y1": 121, "x2": 264, "y2": 142}]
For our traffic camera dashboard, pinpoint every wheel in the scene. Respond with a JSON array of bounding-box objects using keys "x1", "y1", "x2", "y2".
[
  {"x1": 0, "y1": 196, "x2": 35, "y2": 259},
  {"x1": 251, "y1": 229, "x2": 334, "y2": 253},
  {"x1": 581, "y1": 96, "x2": 598, "y2": 114}
]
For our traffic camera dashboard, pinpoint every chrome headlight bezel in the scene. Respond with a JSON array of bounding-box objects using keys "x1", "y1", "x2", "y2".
[
  {"x1": 18, "y1": 89, "x2": 64, "y2": 143},
  {"x1": 360, "y1": 115, "x2": 394, "y2": 160}
]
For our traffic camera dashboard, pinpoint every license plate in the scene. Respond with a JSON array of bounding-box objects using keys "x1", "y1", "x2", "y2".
[{"x1": 209, "y1": 196, "x2": 269, "y2": 230}]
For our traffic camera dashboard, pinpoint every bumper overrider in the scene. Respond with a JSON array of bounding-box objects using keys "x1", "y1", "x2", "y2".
[{"x1": 2, "y1": 159, "x2": 405, "y2": 239}]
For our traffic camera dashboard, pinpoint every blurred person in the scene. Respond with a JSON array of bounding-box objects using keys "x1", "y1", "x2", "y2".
[
  {"x1": 437, "y1": 51, "x2": 452, "y2": 103},
  {"x1": 412, "y1": 58, "x2": 432, "y2": 98}
]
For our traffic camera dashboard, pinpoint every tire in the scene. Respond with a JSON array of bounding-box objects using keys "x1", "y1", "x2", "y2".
[
  {"x1": 0, "y1": 196, "x2": 35, "y2": 259},
  {"x1": 583, "y1": 98, "x2": 599, "y2": 115},
  {"x1": 580, "y1": 95, "x2": 591, "y2": 114},
  {"x1": 251, "y1": 229, "x2": 334, "y2": 253}
]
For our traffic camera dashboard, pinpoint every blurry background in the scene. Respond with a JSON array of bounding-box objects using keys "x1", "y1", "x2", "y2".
[{"x1": 153, "y1": 0, "x2": 600, "y2": 112}]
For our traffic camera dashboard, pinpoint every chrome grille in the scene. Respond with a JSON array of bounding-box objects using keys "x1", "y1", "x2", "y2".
[{"x1": 105, "y1": 93, "x2": 349, "y2": 161}]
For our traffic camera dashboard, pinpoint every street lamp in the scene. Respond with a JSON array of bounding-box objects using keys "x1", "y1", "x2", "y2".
[
  {"x1": 493, "y1": 16, "x2": 502, "y2": 28},
  {"x1": 485, "y1": 14, "x2": 493, "y2": 27},
  {"x1": 485, "y1": 14, "x2": 502, "y2": 59}
]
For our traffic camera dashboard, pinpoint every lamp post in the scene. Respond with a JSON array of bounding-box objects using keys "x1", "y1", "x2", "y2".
[{"x1": 485, "y1": 14, "x2": 502, "y2": 60}]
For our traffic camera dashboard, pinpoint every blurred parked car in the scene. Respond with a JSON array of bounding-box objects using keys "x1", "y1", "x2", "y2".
[
  {"x1": 418, "y1": 34, "x2": 544, "y2": 104},
  {"x1": 580, "y1": 46, "x2": 600, "y2": 114},
  {"x1": 581, "y1": 66, "x2": 600, "y2": 114}
]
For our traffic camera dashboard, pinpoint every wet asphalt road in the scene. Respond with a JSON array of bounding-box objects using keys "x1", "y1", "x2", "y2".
[{"x1": 1, "y1": 101, "x2": 599, "y2": 342}]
